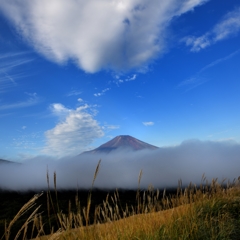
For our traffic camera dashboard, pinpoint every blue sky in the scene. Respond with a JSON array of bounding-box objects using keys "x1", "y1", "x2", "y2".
[{"x1": 0, "y1": 0, "x2": 240, "y2": 161}]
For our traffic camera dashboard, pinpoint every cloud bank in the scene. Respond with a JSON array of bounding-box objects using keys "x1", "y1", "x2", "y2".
[
  {"x1": 0, "y1": 0, "x2": 208, "y2": 73},
  {"x1": 183, "y1": 7, "x2": 240, "y2": 52},
  {"x1": 42, "y1": 103, "x2": 104, "y2": 157},
  {"x1": 1, "y1": 139, "x2": 239, "y2": 190}
]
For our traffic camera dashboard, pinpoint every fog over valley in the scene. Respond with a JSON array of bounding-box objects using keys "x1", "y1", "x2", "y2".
[{"x1": 1, "y1": 139, "x2": 239, "y2": 191}]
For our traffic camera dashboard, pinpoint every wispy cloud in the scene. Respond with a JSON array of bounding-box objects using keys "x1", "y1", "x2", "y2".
[
  {"x1": 42, "y1": 103, "x2": 104, "y2": 157},
  {"x1": 0, "y1": 52, "x2": 34, "y2": 92},
  {"x1": 9, "y1": 131, "x2": 43, "y2": 160},
  {"x1": 94, "y1": 88, "x2": 110, "y2": 97},
  {"x1": 178, "y1": 49, "x2": 240, "y2": 91},
  {"x1": 198, "y1": 48, "x2": 240, "y2": 74},
  {"x1": 114, "y1": 74, "x2": 137, "y2": 86},
  {"x1": 207, "y1": 129, "x2": 230, "y2": 139},
  {"x1": 0, "y1": 112, "x2": 13, "y2": 118},
  {"x1": 183, "y1": 7, "x2": 240, "y2": 52},
  {"x1": 0, "y1": 0, "x2": 208, "y2": 73},
  {"x1": 66, "y1": 90, "x2": 82, "y2": 97},
  {"x1": 142, "y1": 121, "x2": 154, "y2": 126},
  {"x1": 125, "y1": 74, "x2": 137, "y2": 82},
  {"x1": 0, "y1": 92, "x2": 40, "y2": 110},
  {"x1": 178, "y1": 76, "x2": 208, "y2": 91},
  {"x1": 103, "y1": 125, "x2": 120, "y2": 130}
]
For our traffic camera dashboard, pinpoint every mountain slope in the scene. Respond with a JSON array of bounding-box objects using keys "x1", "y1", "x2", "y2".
[
  {"x1": 0, "y1": 159, "x2": 15, "y2": 164},
  {"x1": 82, "y1": 135, "x2": 158, "y2": 154}
]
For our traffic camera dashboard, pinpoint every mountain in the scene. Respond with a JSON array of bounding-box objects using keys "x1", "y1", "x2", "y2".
[
  {"x1": 0, "y1": 159, "x2": 15, "y2": 164},
  {"x1": 81, "y1": 135, "x2": 159, "y2": 154}
]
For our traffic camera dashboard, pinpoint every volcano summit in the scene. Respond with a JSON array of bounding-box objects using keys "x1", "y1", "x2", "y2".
[{"x1": 81, "y1": 135, "x2": 159, "y2": 154}]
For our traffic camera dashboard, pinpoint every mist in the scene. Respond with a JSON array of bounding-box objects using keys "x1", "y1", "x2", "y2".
[{"x1": 0, "y1": 139, "x2": 240, "y2": 191}]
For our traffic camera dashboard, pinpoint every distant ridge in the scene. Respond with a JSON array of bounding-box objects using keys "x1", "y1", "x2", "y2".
[
  {"x1": 0, "y1": 159, "x2": 15, "y2": 164},
  {"x1": 81, "y1": 135, "x2": 159, "y2": 154}
]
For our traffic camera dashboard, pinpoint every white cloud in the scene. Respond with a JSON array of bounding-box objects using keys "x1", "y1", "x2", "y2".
[
  {"x1": 103, "y1": 125, "x2": 120, "y2": 130},
  {"x1": 94, "y1": 88, "x2": 110, "y2": 97},
  {"x1": 183, "y1": 7, "x2": 240, "y2": 52},
  {"x1": 0, "y1": 0, "x2": 208, "y2": 73},
  {"x1": 66, "y1": 90, "x2": 82, "y2": 96},
  {"x1": 113, "y1": 73, "x2": 137, "y2": 86},
  {"x1": 22, "y1": 126, "x2": 27, "y2": 130},
  {"x1": 50, "y1": 103, "x2": 71, "y2": 116},
  {"x1": 125, "y1": 74, "x2": 137, "y2": 81},
  {"x1": 213, "y1": 7, "x2": 240, "y2": 41},
  {"x1": 42, "y1": 104, "x2": 104, "y2": 157},
  {"x1": 142, "y1": 121, "x2": 154, "y2": 126},
  {"x1": 77, "y1": 98, "x2": 83, "y2": 102}
]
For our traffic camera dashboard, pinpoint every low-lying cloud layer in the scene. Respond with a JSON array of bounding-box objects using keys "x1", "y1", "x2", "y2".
[
  {"x1": 0, "y1": 0, "x2": 208, "y2": 72},
  {"x1": 0, "y1": 139, "x2": 239, "y2": 190}
]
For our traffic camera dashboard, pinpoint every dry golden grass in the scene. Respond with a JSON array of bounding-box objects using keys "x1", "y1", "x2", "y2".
[
  {"x1": 35, "y1": 204, "x2": 189, "y2": 240},
  {"x1": 3, "y1": 192, "x2": 44, "y2": 240}
]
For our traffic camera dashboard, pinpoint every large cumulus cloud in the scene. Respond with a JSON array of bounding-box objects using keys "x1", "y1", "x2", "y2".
[
  {"x1": 0, "y1": 0, "x2": 208, "y2": 72},
  {"x1": 42, "y1": 103, "x2": 104, "y2": 157}
]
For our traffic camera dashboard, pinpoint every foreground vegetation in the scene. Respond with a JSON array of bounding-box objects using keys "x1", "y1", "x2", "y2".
[{"x1": 1, "y1": 161, "x2": 240, "y2": 239}]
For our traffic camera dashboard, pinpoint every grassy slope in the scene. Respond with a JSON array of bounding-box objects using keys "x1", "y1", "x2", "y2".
[
  {"x1": 35, "y1": 182, "x2": 240, "y2": 240},
  {"x1": 36, "y1": 192, "x2": 240, "y2": 240},
  {"x1": 37, "y1": 205, "x2": 186, "y2": 240}
]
